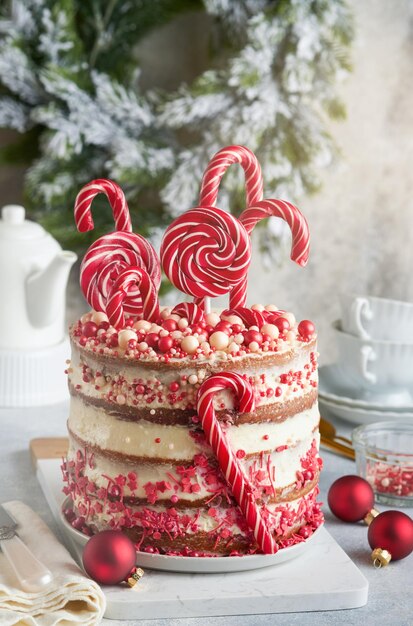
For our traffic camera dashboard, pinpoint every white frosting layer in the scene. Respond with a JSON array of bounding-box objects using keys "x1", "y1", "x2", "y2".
[{"x1": 69, "y1": 395, "x2": 319, "y2": 461}]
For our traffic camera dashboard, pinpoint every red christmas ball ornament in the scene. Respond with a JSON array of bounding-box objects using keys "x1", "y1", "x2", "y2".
[
  {"x1": 298, "y1": 319, "x2": 315, "y2": 340},
  {"x1": 158, "y1": 335, "x2": 173, "y2": 353},
  {"x1": 368, "y1": 510, "x2": 413, "y2": 567},
  {"x1": 81, "y1": 321, "x2": 98, "y2": 337},
  {"x1": 328, "y1": 475, "x2": 375, "y2": 522},
  {"x1": 82, "y1": 530, "x2": 144, "y2": 586}
]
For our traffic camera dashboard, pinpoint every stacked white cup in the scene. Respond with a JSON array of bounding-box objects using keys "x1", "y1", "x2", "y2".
[{"x1": 334, "y1": 295, "x2": 413, "y2": 405}]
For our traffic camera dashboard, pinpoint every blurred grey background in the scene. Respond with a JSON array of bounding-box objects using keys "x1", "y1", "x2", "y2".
[{"x1": 1, "y1": 0, "x2": 413, "y2": 361}]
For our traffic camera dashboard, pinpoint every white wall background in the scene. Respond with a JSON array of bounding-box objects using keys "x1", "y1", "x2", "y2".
[{"x1": 247, "y1": 0, "x2": 413, "y2": 359}]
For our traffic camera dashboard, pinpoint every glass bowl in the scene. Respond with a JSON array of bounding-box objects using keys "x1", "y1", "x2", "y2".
[{"x1": 352, "y1": 419, "x2": 413, "y2": 507}]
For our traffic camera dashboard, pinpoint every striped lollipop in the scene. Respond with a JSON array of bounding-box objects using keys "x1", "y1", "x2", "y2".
[
  {"x1": 160, "y1": 207, "x2": 251, "y2": 311},
  {"x1": 106, "y1": 267, "x2": 160, "y2": 328},
  {"x1": 197, "y1": 372, "x2": 278, "y2": 554},
  {"x1": 80, "y1": 231, "x2": 160, "y2": 317}
]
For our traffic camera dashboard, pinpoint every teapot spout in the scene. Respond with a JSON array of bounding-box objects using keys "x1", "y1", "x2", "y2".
[{"x1": 26, "y1": 250, "x2": 77, "y2": 328}]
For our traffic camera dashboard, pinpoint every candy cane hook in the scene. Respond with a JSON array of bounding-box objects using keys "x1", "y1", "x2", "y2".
[{"x1": 75, "y1": 178, "x2": 132, "y2": 233}]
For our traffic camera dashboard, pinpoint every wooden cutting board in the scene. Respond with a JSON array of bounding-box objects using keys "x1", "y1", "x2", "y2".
[{"x1": 30, "y1": 437, "x2": 68, "y2": 467}]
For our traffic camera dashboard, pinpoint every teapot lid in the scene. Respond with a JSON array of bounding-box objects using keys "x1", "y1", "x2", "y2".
[{"x1": 0, "y1": 205, "x2": 48, "y2": 240}]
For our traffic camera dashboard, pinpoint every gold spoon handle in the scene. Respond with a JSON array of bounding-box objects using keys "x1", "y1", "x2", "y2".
[{"x1": 320, "y1": 436, "x2": 355, "y2": 461}]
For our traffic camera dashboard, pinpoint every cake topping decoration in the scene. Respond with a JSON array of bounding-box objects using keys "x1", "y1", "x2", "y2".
[
  {"x1": 74, "y1": 178, "x2": 132, "y2": 233},
  {"x1": 160, "y1": 206, "x2": 252, "y2": 313},
  {"x1": 106, "y1": 267, "x2": 160, "y2": 327},
  {"x1": 198, "y1": 144, "x2": 263, "y2": 209},
  {"x1": 197, "y1": 372, "x2": 278, "y2": 554}
]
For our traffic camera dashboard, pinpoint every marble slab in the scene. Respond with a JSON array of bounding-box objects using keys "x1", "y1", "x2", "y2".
[{"x1": 36, "y1": 458, "x2": 368, "y2": 620}]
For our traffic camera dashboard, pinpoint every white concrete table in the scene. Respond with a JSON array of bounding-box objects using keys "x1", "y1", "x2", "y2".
[{"x1": 1, "y1": 401, "x2": 412, "y2": 626}]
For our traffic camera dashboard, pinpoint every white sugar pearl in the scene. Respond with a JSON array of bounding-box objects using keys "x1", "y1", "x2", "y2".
[
  {"x1": 234, "y1": 333, "x2": 244, "y2": 344},
  {"x1": 160, "y1": 307, "x2": 171, "y2": 319},
  {"x1": 91, "y1": 311, "x2": 109, "y2": 325},
  {"x1": 134, "y1": 320, "x2": 152, "y2": 331},
  {"x1": 81, "y1": 312, "x2": 93, "y2": 324},
  {"x1": 249, "y1": 341, "x2": 260, "y2": 352},
  {"x1": 138, "y1": 341, "x2": 148, "y2": 352},
  {"x1": 252, "y1": 304, "x2": 265, "y2": 311},
  {"x1": 118, "y1": 329, "x2": 137, "y2": 349},
  {"x1": 284, "y1": 312, "x2": 296, "y2": 328},
  {"x1": 150, "y1": 324, "x2": 162, "y2": 334},
  {"x1": 261, "y1": 323, "x2": 279, "y2": 339},
  {"x1": 265, "y1": 304, "x2": 278, "y2": 312},
  {"x1": 201, "y1": 341, "x2": 211, "y2": 353},
  {"x1": 223, "y1": 314, "x2": 243, "y2": 325},
  {"x1": 169, "y1": 314, "x2": 180, "y2": 322},
  {"x1": 286, "y1": 330, "x2": 296, "y2": 343},
  {"x1": 171, "y1": 330, "x2": 183, "y2": 339},
  {"x1": 181, "y1": 336, "x2": 199, "y2": 354},
  {"x1": 210, "y1": 331, "x2": 229, "y2": 350},
  {"x1": 188, "y1": 374, "x2": 198, "y2": 385},
  {"x1": 228, "y1": 342, "x2": 239, "y2": 353},
  {"x1": 206, "y1": 312, "x2": 220, "y2": 327},
  {"x1": 178, "y1": 318, "x2": 189, "y2": 329}
]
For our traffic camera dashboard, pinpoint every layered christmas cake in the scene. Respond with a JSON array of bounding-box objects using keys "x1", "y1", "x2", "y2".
[{"x1": 62, "y1": 145, "x2": 324, "y2": 556}]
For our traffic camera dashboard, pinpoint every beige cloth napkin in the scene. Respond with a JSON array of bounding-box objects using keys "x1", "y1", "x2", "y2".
[{"x1": 0, "y1": 501, "x2": 106, "y2": 626}]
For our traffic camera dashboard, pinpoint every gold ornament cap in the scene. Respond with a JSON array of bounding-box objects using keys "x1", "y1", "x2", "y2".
[
  {"x1": 126, "y1": 567, "x2": 145, "y2": 587},
  {"x1": 371, "y1": 548, "x2": 392, "y2": 568},
  {"x1": 364, "y1": 508, "x2": 380, "y2": 526}
]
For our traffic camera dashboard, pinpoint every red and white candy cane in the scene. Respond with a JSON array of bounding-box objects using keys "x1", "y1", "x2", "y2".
[
  {"x1": 197, "y1": 372, "x2": 277, "y2": 554},
  {"x1": 171, "y1": 302, "x2": 205, "y2": 324},
  {"x1": 160, "y1": 207, "x2": 251, "y2": 311},
  {"x1": 199, "y1": 145, "x2": 264, "y2": 208},
  {"x1": 221, "y1": 307, "x2": 270, "y2": 328},
  {"x1": 80, "y1": 231, "x2": 161, "y2": 316},
  {"x1": 106, "y1": 267, "x2": 160, "y2": 328},
  {"x1": 74, "y1": 179, "x2": 132, "y2": 233},
  {"x1": 240, "y1": 198, "x2": 310, "y2": 267}
]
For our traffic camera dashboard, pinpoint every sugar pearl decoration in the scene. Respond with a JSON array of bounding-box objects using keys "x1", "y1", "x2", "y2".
[
  {"x1": 210, "y1": 331, "x2": 229, "y2": 350},
  {"x1": 284, "y1": 312, "x2": 296, "y2": 328},
  {"x1": 118, "y1": 329, "x2": 137, "y2": 350},
  {"x1": 228, "y1": 342, "x2": 239, "y2": 353},
  {"x1": 181, "y1": 336, "x2": 200, "y2": 354},
  {"x1": 224, "y1": 314, "x2": 243, "y2": 325},
  {"x1": 261, "y1": 323, "x2": 279, "y2": 340},
  {"x1": 249, "y1": 341, "x2": 260, "y2": 352},
  {"x1": 206, "y1": 312, "x2": 220, "y2": 327},
  {"x1": 91, "y1": 311, "x2": 109, "y2": 325},
  {"x1": 134, "y1": 320, "x2": 152, "y2": 332},
  {"x1": 286, "y1": 330, "x2": 296, "y2": 343},
  {"x1": 265, "y1": 304, "x2": 278, "y2": 312},
  {"x1": 178, "y1": 318, "x2": 189, "y2": 330},
  {"x1": 251, "y1": 303, "x2": 265, "y2": 311},
  {"x1": 188, "y1": 374, "x2": 198, "y2": 385},
  {"x1": 81, "y1": 312, "x2": 93, "y2": 324}
]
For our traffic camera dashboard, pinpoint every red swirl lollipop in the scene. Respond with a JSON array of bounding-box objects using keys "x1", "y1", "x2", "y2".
[
  {"x1": 197, "y1": 372, "x2": 278, "y2": 554},
  {"x1": 74, "y1": 179, "x2": 132, "y2": 233},
  {"x1": 106, "y1": 267, "x2": 160, "y2": 328},
  {"x1": 160, "y1": 207, "x2": 251, "y2": 311},
  {"x1": 199, "y1": 145, "x2": 264, "y2": 208},
  {"x1": 80, "y1": 231, "x2": 160, "y2": 316}
]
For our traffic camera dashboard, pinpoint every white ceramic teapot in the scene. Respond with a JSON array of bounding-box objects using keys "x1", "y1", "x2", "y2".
[
  {"x1": 0, "y1": 205, "x2": 77, "y2": 406},
  {"x1": 0, "y1": 205, "x2": 77, "y2": 349}
]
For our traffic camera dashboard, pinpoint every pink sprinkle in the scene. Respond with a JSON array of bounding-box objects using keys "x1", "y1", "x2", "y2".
[
  {"x1": 155, "y1": 437, "x2": 161, "y2": 443},
  {"x1": 170, "y1": 494, "x2": 178, "y2": 503},
  {"x1": 236, "y1": 449, "x2": 246, "y2": 459},
  {"x1": 263, "y1": 435, "x2": 269, "y2": 441}
]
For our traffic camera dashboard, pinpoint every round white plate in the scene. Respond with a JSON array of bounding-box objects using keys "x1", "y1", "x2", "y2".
[
  {"x1": 60, "y1": 498, "x2": 322, "y2": 573},
  {"x1": 319, "y1": 395, "x2": 413, "y2": 426},
  {"x1": 319, "y1": 364, "x2": 413, "y2": 411}
]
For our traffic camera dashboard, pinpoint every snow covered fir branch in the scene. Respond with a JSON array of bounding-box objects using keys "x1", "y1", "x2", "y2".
[{"x1": 0, "y1": 0, "x2": 353, "y2": 261}]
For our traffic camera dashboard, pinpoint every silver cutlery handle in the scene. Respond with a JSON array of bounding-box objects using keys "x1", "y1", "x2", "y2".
[{"x1": 1, "y1": 534, "x2": 53, "y2": 592}]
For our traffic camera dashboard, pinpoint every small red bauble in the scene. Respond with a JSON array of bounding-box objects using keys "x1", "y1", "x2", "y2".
[
  {"x1": 214, "y1": 321, "x2": 232, "y2": 334},
  {"x1": 158, "y1": 336, "x2": 173, "y2": 352},
  {"x1": 83, "y1": 530, "x2": 136, "y2": 585},
  {"x1": 328, "y1": 475, "x2": 374, "y2": 522},
  {"x1": 273, "y1": 317, "x2": 290, "y2": 333},
  {"x1": 298, "y1": 319, "x2": 315, "y2": 340},
  {"x1": 81, "y1": 321, "x2": 98, "y2": 337},
  {"x1": 368, "y1": 510, "x2": 413, "y2": 561}
]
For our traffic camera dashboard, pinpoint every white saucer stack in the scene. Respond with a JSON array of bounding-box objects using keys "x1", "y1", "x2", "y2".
[{"x1": 319, "y1": 295, "x2": 413, "y2": 424}]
